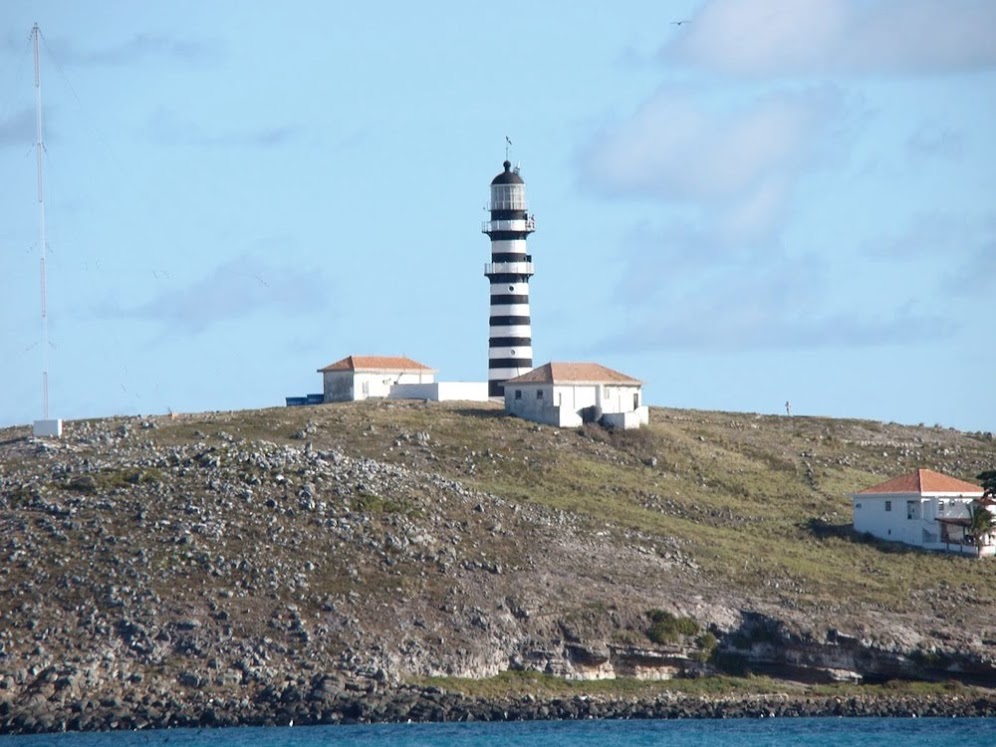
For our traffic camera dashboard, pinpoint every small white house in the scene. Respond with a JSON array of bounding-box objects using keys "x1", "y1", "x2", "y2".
[
  {"x1": 318, "y1": 355, "x2": 436, "y2": 402},
  {"x1": 852, "y1": 468, "x2": 994, "y2": 557},
  {"x1": 503, "y1": 361, "x2": 649, "y2": 429}
]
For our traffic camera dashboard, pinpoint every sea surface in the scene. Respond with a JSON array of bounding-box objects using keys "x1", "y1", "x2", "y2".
[{"x1": 2, "y1": 718, "x2": 995, "y2": 746}]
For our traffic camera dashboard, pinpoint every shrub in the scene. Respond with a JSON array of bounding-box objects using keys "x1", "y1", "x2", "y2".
[
  {"x1": 646, "y1": 610, "x2": 700, "y2": 644},
  {"x1": 691, "y1": 631, "x2": 719, "y2": 662}
]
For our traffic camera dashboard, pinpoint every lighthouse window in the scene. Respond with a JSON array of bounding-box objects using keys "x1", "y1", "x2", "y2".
[
  {"x1": 508, "y1": 285, "x2": 515, "y2": 292},
  {"x1": 492, "y1": 185, "x2": 524, "y2": 210}
]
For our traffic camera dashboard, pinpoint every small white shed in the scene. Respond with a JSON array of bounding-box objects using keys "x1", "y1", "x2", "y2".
[
  {"x1": 318, "y1": 355, "x2": 436, "y2": 402},
  {"x1": 503, "y1": 362, "x2": 649, "y2": 429},
  {"x1": 852, "y1": 468, "x2": 992, "y2": 557}
]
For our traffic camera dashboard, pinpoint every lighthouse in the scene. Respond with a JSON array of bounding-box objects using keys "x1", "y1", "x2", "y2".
[{"x1": 483, "y1": 160, "x2": 536, "y2": 398}]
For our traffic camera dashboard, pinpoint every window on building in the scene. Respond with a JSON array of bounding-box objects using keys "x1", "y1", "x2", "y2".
[
  {"x1": 514, "y1": 390, "x2": 522, "y2": 400},
  {"x1": 536, "y1": 390, "x2": 544, "y2": 399},
  {"x1": 938, "y1": 500, "x2": 945, "y2": 514},
  {"x1": 885, "y1": 500, "x2": 892, "y2": 512},
  {"x1": 633, "y1": 392, "x2": 640, "y2": 408},
  {"x1": 855, "y1": 502, "x2": 862, "y2": 509}
]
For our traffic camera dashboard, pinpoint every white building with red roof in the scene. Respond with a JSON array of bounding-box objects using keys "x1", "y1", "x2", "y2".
[
  {"x1": 315, "y1": 355, "x2": 489, "y2": 403},
  {"x1": 318, "y1": 356, "x2": 437, "y2": 402},
  {"x1": 851, "y1": 468, "x2": 993, "y2": 557},
  {"x1": 503, "y1": 361, "x2": 648, "y2": 429}
]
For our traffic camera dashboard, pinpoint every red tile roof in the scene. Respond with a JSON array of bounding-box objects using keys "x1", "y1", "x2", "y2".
[
  {"x1": 317, "y1": 355, "x2": 435, "y2": 373},
  {"x1": 856, "y1": 468, "x2": 982, "y2": 495},
  {"x1": 505, "y1": 362, "x2": 641, "y2": 385}
]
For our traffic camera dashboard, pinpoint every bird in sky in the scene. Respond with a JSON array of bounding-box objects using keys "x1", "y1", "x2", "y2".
[{"x1": 671, "y1": 20, "x2": 690, "y2": 26}]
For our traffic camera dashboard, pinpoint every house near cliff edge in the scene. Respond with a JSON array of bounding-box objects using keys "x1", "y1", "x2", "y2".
[
  {"x1": 851, "y1": 468, "x2": 994, "y2": 557},
  {"x1": 503, "y1": 361, "x2": 649, "y2": 429}
]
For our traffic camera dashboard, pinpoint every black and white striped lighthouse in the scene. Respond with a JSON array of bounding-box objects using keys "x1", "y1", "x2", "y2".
[{"x1": 483, "y1": 160, "x2": 536, "y2": 398}]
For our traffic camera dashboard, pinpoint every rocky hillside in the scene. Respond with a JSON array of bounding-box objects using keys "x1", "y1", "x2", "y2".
[{"x1": 1, "y1": 401, "x2": 995, "y2": 731}]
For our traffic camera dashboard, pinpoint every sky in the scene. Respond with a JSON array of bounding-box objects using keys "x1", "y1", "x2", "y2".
[{"x1": 1, "y1": 0, "x2": 994, "y2": 432}]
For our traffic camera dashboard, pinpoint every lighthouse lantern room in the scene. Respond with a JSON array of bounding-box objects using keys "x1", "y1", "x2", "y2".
[{"x1": 483, "y1": 160, "x2": 536, "y2": 398}]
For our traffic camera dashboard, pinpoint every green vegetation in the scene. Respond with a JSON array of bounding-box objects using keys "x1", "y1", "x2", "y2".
[
  {"x1": 411, "y1": 671, "x2": 788, "y2": 698},
  {"x1": 352, "y1": 491, "x2": 421, "y2": 516},
  {"x1": 693, "y1": 632, "x2": 719, "y2": 662},
  {"x1": 978, "y1": 470, "x2": 996, "y2": 498},
  {"x1": 63, "y1": 467, "x2": 164, "y2": 493},
  {"x1": 646, "y1": 610, "x2": 700, "y2": 644},
  {"x1": 409, "y1": 671, "x2": 984, "y2": 700},
  {"x1": 127, "y1": 400, "x2": 996, "y2": 613},
  {"x1": 967, "y1": 503, "x2": 994, "y2": 558}
]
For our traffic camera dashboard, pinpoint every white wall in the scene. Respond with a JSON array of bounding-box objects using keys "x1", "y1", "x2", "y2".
[
  {"x1": 323, "y1": 371, "x2": 354, "y2": 402},
  {"x1": 853, "y1": 493, "x2": 920, "y2": 542},
  {"x1": 323, "y1": 370, "x2": 435, "y2": 402},
  {"x1": 389, "y1": 382, "x2": 490, "y2": 402},
  {"x1": 600, "y1": 385, "x2": 642, "y2": 415},
  {"x1": 852, "y1": 493, "x2": 991, "y2": 554},
  {"x1": 550, "y1": 383, "x2": 596, "y2": 415},
  {"x1": 505, "y1": 383, "x2": 554, "y2": 418},
  {"x1": 505, "y1": 382, "x2": 647, "y2": 429},
  {"x1": 602, "y1": 407, "x2": 650, "y2": 430},
  {"x1": 504, "y1": 383, "x2": 581, "y2": 427},
  {"x1": 33, "y1": 419, "x2": 63, "y2": 437}
]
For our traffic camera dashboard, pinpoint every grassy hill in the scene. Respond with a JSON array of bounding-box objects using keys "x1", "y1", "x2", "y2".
[
  {"x1": 229, "y1": 400, "x2": 996, "y2": 615},
  {"x1": 1, "y1": 401, "x2": 995, "y2": 730}
]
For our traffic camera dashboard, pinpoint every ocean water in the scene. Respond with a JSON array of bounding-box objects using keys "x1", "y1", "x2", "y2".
[{"x1": 2, "y1": 718, "x2": 995, "y2": 746}]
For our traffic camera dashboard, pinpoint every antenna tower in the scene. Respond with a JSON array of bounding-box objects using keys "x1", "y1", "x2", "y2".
[{"x1": 31, "y1": 23, "x2": 60, "y2": 437}]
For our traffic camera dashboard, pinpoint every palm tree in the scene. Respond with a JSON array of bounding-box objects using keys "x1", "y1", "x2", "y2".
[
  {"x1": 978, "y1": 470, "x2": 996, "y2": 499},
  {"x1": 967, "y1": 502, "x2": 994, "y2": 558}
]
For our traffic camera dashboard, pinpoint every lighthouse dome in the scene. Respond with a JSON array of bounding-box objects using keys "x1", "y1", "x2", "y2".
[{"x1": 491, "y1": 160, "x2": 524, "y2": 185}]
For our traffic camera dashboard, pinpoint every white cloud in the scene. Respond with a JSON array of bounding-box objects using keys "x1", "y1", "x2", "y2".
[
  {"x1": 602, "y1": 252, "x2": 956, "y2": 352},
  {"x1": 604, "y1": 212, "x2": 962, "y2": 353},
  {"x1": 906, "y1": 123, "x2": 965, "y2": 160},
  {"x1": 715, "y1": 173, "x2": 791, "y2": 244},
  {"x1": 940, "y1": 216, "x2": 996, "y2": 293},
  {"x1": 580, "y1": 84, "x2": 843, "y2": 243},
  {"x1": 99, "y1": 254, "x2": 331, "y2": 334},
  {"x1": 662, "y1": 0, "x2": 996, "y2": 77},
  {"x1": 149, "y1": 109, "x2": 304, "y2": 149},
  {"x1": 0, "y1": 109, "x2": 35, "y2": 148},
  {"x1": 44, "y1": 33, "x2": 216, "y2": 67},
  {"x1": 577, "y1": 0, "x2": 989, "y2": 357},
  {"x1": 865, "y1": 211, "x2": 969, "y2": 259},
  {"x1": 583, "y1": 85, "x2": 840, "y2": 201}
]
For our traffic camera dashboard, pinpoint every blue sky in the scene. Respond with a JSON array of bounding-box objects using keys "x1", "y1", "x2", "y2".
[{"x1": 1, "y1": 0, "x2": 994, "y2": 432}]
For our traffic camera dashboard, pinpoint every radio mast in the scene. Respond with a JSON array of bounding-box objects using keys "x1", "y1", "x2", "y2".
[{"x1": 32, "y1": 22, "x2": 61, "y2": 438}]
